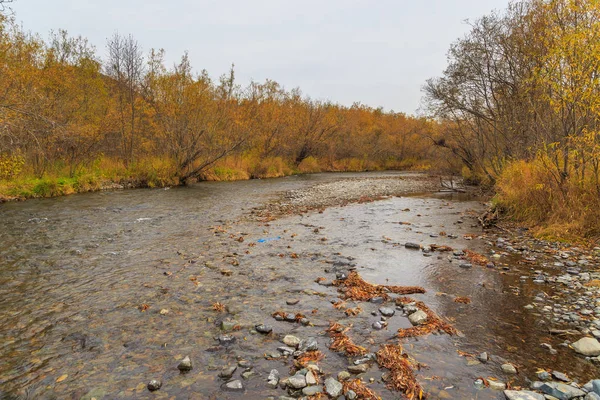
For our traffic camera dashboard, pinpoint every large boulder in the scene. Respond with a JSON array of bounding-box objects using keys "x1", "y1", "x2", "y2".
[{"x1": 572, "y1": 337, "x2": 600, "y2": 356}]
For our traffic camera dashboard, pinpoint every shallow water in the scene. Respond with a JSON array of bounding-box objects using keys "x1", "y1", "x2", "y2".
[{"x1": 0, "y1": 172, "x2": 594, "y2": 399}]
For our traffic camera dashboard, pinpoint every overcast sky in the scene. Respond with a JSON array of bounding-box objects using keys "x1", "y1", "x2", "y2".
[{"x1": 12, "y1": 0, "x2": 509, "y2": 114}]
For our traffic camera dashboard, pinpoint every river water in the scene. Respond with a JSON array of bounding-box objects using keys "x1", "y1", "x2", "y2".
[{"x1": 0, "y1": 172, "x2": 595, "y2": 399}]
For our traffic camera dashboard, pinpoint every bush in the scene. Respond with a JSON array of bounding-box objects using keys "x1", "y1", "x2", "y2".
[{"x1": 298, "y1": 156, "x2": 321, "y2": 173}]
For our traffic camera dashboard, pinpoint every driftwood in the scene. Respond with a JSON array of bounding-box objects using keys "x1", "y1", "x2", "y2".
[{"x1": 439, "y1": 176, "x2": 466, "y2": 193}]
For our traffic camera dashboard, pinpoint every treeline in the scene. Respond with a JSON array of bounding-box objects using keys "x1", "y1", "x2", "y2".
[
  {"x1": 0, "y1": 12, "x2": 437, "y2": 198},
  {"x1": 425, "y1": 0, "x2": 600, "y2": 239}
]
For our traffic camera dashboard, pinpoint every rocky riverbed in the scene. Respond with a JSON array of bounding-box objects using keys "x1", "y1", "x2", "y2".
[{"x1": 1, "y1": 172, "x2": 599, "y2": 399}]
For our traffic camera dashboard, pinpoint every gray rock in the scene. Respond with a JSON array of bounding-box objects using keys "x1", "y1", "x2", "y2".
[
  {"x1": 302, "y1": 386, "x2": 323, "y2": 396},
  {"x1": 370, "y1": 296, "x2": 385, "y2": 304},
  {"x1": 219, "y1": 366, "x2": 237, "y2": 379},
  {"x1": 306, "y1": 371, "x2": 317, "y2": 385},
  {"x1": 347, "y1": 389, "x2": 357, "y2": 399},
  {"x1": 405, "y1": 242, "x2": 421, "y2": 250},
  {"x1": 347, "y1": 364, "x2": 369, "y2": 374},
  {"x1": 255, "y1": 324, "x2": 273, "y2": 334},
  {"x1": 593, "y1": 379, "x2": 600, "y2": 395},
  {"x1": 408, "y1": 310, "x2": 428, "y2": 326},
  {"x1": 501, "y1": 363, "x2": 517, "y2": 374},
  {"x1": 147, "y1": 380, "x2": 162, "y2": 391},
  {"x1": 287, "y1": 374, "x2": 307, "y2": 389},
  {"x1": 286, "y1": 299, "x2": 300, "y2": 305},
  {"x1": 552, "y1": 371, "x2": 569, "y2": 382},
  {"x1": 299, "y1": 337, "x2": 318, "y2": 352},
  {"x1": 536, "y1": 371, "x2": 551, "y2": 381},
  {"x1": 477, "y1": 352, "x2": 489, "y2": 363},
  {"x1": 223, "y1": 380, "x2": 244, "y2": 392},
  {"x1": 459, "y1": 263, "x2": 473, "y2": 269},
  {"x1": 338, "y1": 371, "x2": 351, "y2": 381},
  {"x1": 379, "y1": 307, "x2": 395, "y2": 317},
  {"x1": 539, "y1": 382, "x2": 586, "y2": 399},
  {"x1": 586, "y1": 393, "x2": 600, "y2": 400},
  {"x1": 280, "y1": 335, "x2": 299, "y2": 349},
  {"x1": 177, "y1": 356, "x2": 193, "y2": 371},
  {"x1": 241, "y1": 370, "x2": 255, "y2": 380},
  {"x1": 503, "y1": 390, "x2": 545, "y2": 400},
  {"x1": 372, "y1": 321, "x2": 385, "y2": 330},
  {"x1": 489, "y1": 380, "x2": 506, "y2": 390},
  {"x1": 218, "y1": 334, "x2": 236, "y2": 346},
  {"x1": 324, "y1": 377, "x2": 343, "y2": 397},
  {"x1": 572, "y1": 337, "x2": 600, "y2": 356}
]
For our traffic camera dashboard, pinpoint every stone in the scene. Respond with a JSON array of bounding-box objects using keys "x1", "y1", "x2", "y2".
[
  {"x1": 338, "y1": 371, "x2": 351, "y2": 381},
  {"x1": 147, "y1": 380, "x2": 162, "y2": 391},
  {"x1": 346, "y1": 389, "x2": 358, "y2": 399},
  {"x1": 324, "y1": 378, "x2": 343, "y2": 397},
  {"x1": 408, "y1": 310, "x2": 428, "y2": 326},
  {"x1": 267, "y1": 369, "x2": 280, "y2": 385},
  {"x1": 405, "y1": 242, "x2": 421, "y2": 250},
  {"x1": 286, "y1": 299, "x2": 300, "y2": 305},
  {"x1": 379, "y1": 307, "x2": 395, "y2": 317},
  {"x1": 501, "y1": 363, "x2": 517, "y2": 374},
  {"x1": 477, "y1": 352, "x2": 488, "y2": 363},
  {"x1": 255, "y1": 324, "x2": 273, "y2": 334},
  {"x1": 586, "y1": 393, "x2": 600, "y2": 400},
  {"x1": 536, "y1": 371, "x2": 551, "y2": 381},
  {"x1": 241, "y1": 370, "x2": 255, "y2": 380},
  {"x1": 592, "y1": 379, "x2": 600, "y2": 395},
  {"x1": 223, "y1": 380, "x2": 244, "y2": 392},
  {"x1": 503, "y1": 390, "x2": 545, "y2": 400},
  {"x1": 370, "y1": 297, "x2": 385, "y2": 304},
  {"x1": 489, "y1": 380, "x2": 506, "y2": 390},
  {"x1": 306, "y1": 371, "x2": 317, "y2": 385},
  {"x1": 372, "y1": 321, "x2": 385, "y2": 330},
  {"x1": 539, "y1": 382, "x2": 585, "y2": 399},
  {"x1": 551, "y1": 371, "x2": 569, "y2": 382},
  {"x1": 459, "y1": 263, "x2": 473, "y2": 269},
  {"x1": 219, "y1": 366, "x2": 237, "y2": 379},
  {"x1": 177, "y1": 356, "x2": 193, "y2": 371},
  {"x1": 302, "y1": 386, "x2": 323, "y2": 396},
  {"x1": 287, "y1": 374, "x2": 307, "y2": 389},
  {"x1": 283, "y1": 335, "x2": 301, "y2": 348},
  {"x1": 572, "y1": 337, "x2": 600, "y2": 356},
  {"x1": 299, "y1": 337, "x2": 318, "y2": 352},
  {"x1": 221, "y1": 321, "x2": 238, "y2": 331},
  {"x1": 347, "y1": 364, "x2": 369, "y2": 374},
  {"x1": 218, "y1": 334, "x2": 236, "y2": 346}
]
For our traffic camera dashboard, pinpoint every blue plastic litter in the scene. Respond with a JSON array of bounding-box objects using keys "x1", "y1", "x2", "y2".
[{"x1": 257, "y1": 237, "x2": 281, "y2": 243}]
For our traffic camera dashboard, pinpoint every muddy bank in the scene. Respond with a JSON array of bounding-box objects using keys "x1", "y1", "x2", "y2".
[{"x1": 1, "y1": 172, "x2": 599, "y2": 400}]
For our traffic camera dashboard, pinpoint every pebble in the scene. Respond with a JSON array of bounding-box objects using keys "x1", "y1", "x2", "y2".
[
  {"x1": 488, "y1": 380, "x2": 506, "y2": 390},
  {"x1": 338, "y1": 371, "x2": 351, "y2": 381},
  {"x1": 379, "y1": 307, "x2": 395, "y2": 317},
  {"x1": 302, "y1": 386, "x2": 323, "y2": 396},
  {"x1": 219, "y1": 366, "x2": 237, "y2": 379},
  {"x1": 283, "y1": 335, "x2": 301, "y2": 348},
  {"x1": 372, "y1": 321, "x2": 385, "y2": 330},
  {"x1": 408, "y1": 310, "x2": 428, "y2": 325},
  {"x1": 223, "y1": 379, "x2": 244, "y2": 392},
  {"x1": 299, "y1": 337, "x2": 318, "y2": 352},
  {"x1": 177, "y1": 356, "x2": 193, "y2": 371},
  {"x1": 147, "y1": 379, "x2": 162, "y2": 391},
  {"x1": 287, "y1": 374, "x2": 307, "y2": 389},
  {"x1": 477, "y1": 352, "x2": 488, "y2": 363},
  {"x1": 347, "y1": 364, "x2": 369, "y2": 374},
  {"x1": 501, "y1": 363, "x2": 517, "y2": 374},
  {"x1": 255, "y1": 324, "x2": 273, "y2": 334},
  {"x1": 286, "y1": 299, "x2": 300, "y2": 305},
  {"x1": 324, "y1": 377, "x2": 343, "y2": 397},
  {"x1": 503, "y1": 390, "x2": 544, "y2": 400}
]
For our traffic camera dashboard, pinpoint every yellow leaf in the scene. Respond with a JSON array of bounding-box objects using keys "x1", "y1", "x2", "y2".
[{"x1": 56, "y1": 374, "x2": 68, "y2": 383}]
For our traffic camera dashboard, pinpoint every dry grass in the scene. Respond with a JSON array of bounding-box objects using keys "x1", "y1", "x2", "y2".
[
  {"x1": 463, "y1": 249, "x2": 489, "y2": 266},
  {"x1": 334, "y1": 271, "x2": 425, "y2": 302},
  {"x1": 295, "y1": 350, "x2": 325, "y2": 368},
  {"x1": 454, "y1": 297, "x2": 471, "y2": 304},
  {"x1": 211, "y1": 302, "x2": 227, "y2": 312},
  {"x1": 396, "y1": 297, "x2": 459, "y2": 338},
  {"x1": 343, "y1": 379, "x2": 382, "y2": 400},
  {"x1": 376, "y1": 344, "x2": 425, "y2": 399},
  {"x1": 327, "y1": 322, "x2": 368, "y2": 356},
  {"x1": 345, "y1": 306, "x2": 362, "y2": 316}
]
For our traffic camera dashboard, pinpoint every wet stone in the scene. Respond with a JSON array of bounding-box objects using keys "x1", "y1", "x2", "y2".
[
  {"x1": 218, "y1": 334, "x2": 236, "y2": 346},
  {"x1": 408, "y1": 310, "x2": 428, "y2": 326},
  {"x1": 324, "y1": 377, "x2": 343, "y2": 397},
  {"x1": 379, "y1": 307, "x2": 395, "y2": 317},
  {"x1": 302, "y1": 386, "x2": 322, "y2": 396},
  {"x1": 219, "y1": 366, "x2": 237, "y2": 379},
  {"x1": 405, "y1": 242, "x2": 421, "y2": 250},
  {"x1": 539, "y1": 382, "x2": 585, "y2": 399},
  {"x1": 223, "y1": 379, "x2": 244, "y2": 392},
  {"x1": 283, "y1": 335, "x2": 301, "y2": 348},
  {"x1": 241, "y1": 370, "x2": 255, "y2": 380},
  {"x1": 299, "y1": 337, "x2": 318, "y2": 352},
  {"x1": 552, "y1": 371, "x2": 569, "y2": 382},
  {"x1": 501, "y1": 363, "x2": 517, "y2": 374},
  {"x1": 503, "y1": 390, "x2": 545, "y2": 400},
  {"x1": 372, "y1": 321, "x2": 385, "y2": 330},
  {"x1": 255, "y1": 324, "x2": 273, "y2": 334},
  {"x1": 287, "y1": 374, "x2": 307, "y2": 389},
  {"x1": 147, "y1": 380, "x2": 162, "y2": 391},
  {"x1": 177, "y1": 355, "x2": 193, "y2": 371}
]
